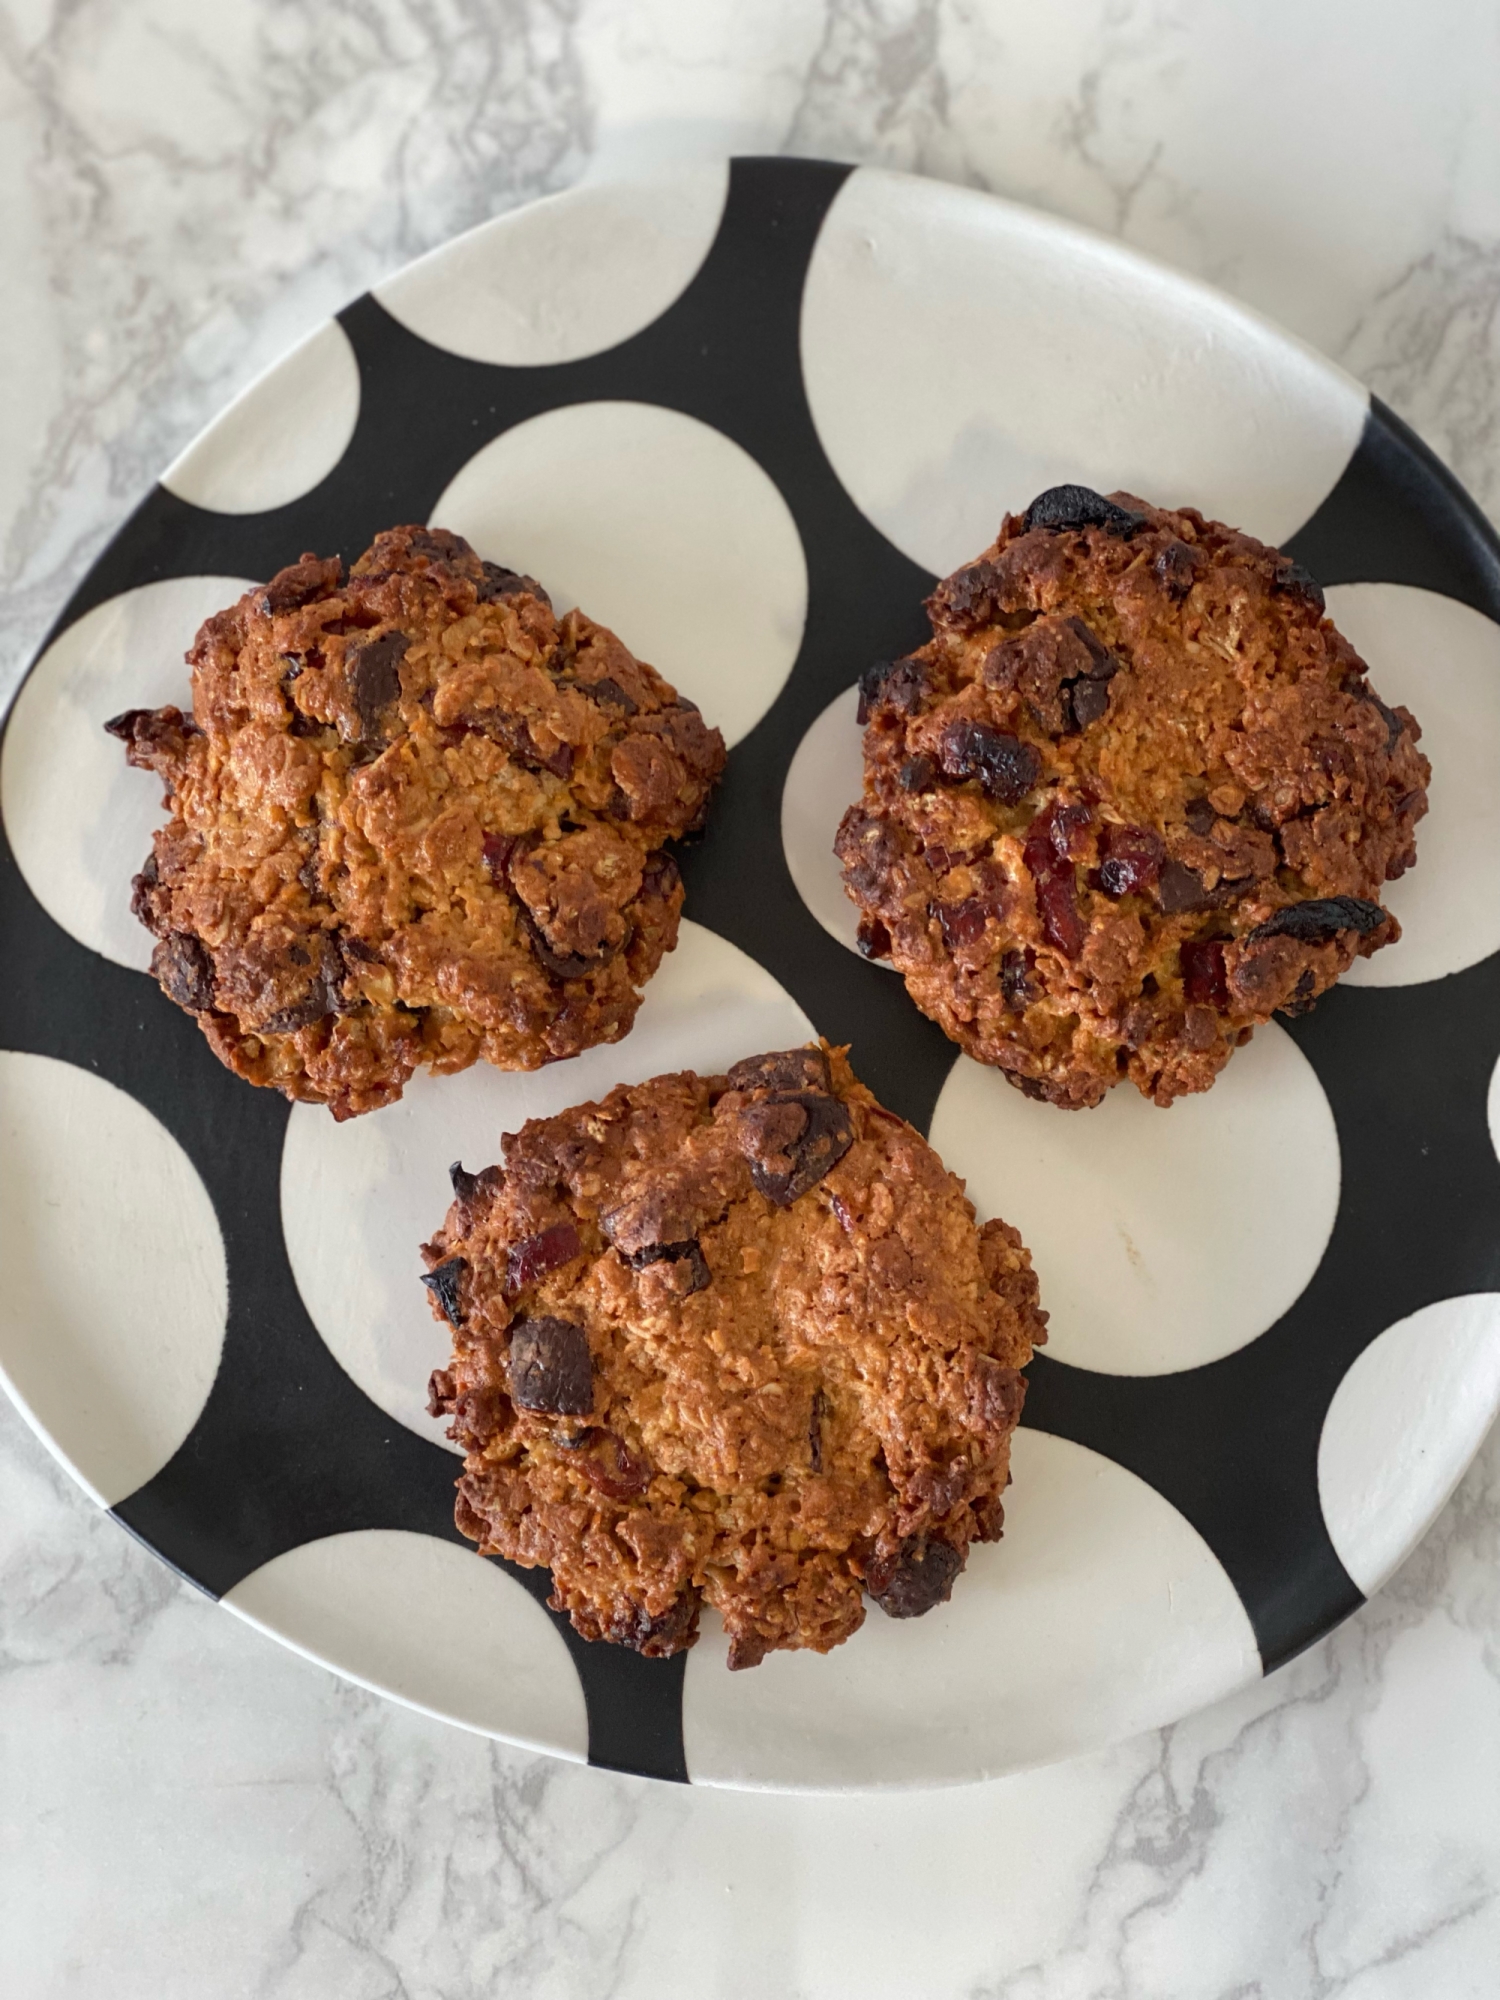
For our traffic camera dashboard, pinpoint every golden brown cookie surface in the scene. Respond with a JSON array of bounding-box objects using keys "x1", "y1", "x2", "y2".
[
  {"x1": 423, "y1": 1043, "x2": 1045, "y2": 1668},
  {"x1": 837, "y1": 487, "x2": 1430, "y2": 1107},
  {"x1": 108, "y1": 527, "x2": 725, "y2": 1117}
]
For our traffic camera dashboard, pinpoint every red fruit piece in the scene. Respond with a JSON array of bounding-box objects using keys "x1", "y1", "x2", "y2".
[
  {"x1": 1097, "y1": 822, "x2": 1165, "y2": 898},
  {"x1": 1180, "y1": 937, "x2": 1229, "y2": 1009},
  {"x1": 505, "y1": 1221, "x2": 582, "y2": 1296}
]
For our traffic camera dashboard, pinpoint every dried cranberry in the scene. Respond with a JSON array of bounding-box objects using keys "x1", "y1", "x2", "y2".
[
  {"x1": 898, "y1": 755, "x2": 936, "y2": 792},
  {"x1": 505, "y1": 1222, "x2": 582, "y2": 1296},
  {"x1": 482, "y1": 832, "x2": 522, "y2": 885},
  {"x1": 857, "y1": 657, "x2": 927, "y2": 723},
  {"x1": 578, "y1": 1430, "x2": 654, "y2": 1500},
  {"x1": 1180, "y1": 937, "x2": 1229, "y2": 1009},
  {"x1": 1097, "y1": 822, "x2": 1164, "y2": 898},
  {"x1": 856, "y1": 916, "x2": 892, "y2": 960},
  {"x1": 936, "y1": 898, "x2": 990, "y2": 951},
  {"x1": 1036, "y1": 874, "x2": 1085, "y2": 957}
]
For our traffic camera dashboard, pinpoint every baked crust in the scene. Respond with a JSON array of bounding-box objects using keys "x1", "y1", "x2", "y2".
[
  {"x1": 108, "y1": 527, "x2": 725, "y2": 1117},
  {"x1": 424, "y1": 1042, "x2": 1046, "y2": 1668},
  {"x1": 837, "y1": 488, "x2": 1429, "y2": 1107}
]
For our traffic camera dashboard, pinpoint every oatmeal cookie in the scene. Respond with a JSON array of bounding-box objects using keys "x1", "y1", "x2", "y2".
[
  {"x1": 107, "y1": 527, "x2": 725, "y2": 1117},
  {"x1": 423, "y1": 1042, "x2": 1045, "y2": 1668},
  {"x1": 836, "y1": 486, "x2": 1429, "y2": 1107}
]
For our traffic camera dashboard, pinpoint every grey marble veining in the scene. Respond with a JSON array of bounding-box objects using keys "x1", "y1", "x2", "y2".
[{"x1": 3, "y1": 3, "x2": 1500, "y2": 1994}]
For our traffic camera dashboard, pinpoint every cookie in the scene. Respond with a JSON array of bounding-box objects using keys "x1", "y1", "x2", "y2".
[
  {"x1": 107, "y1": 528, "x2": 725, "y2": 1117},
  {"x1": 423, "y1": 1042, "x2": 1045, "y2": 1668},
  {"x1": 836, "y1": 487, "x2": 1429, "y2": 1107}
]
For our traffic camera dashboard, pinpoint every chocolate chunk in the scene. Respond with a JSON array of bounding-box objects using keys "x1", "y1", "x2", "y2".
[
  {"x1": 739, "y1": 1092, "x2": 854, "y2": 1207},
  {"x1": 420, "y1": 1256, "x2": 467, "y2": 1328},
  {"x1": 517, "y1": 907, "x2": 616, "y2": 981},
  {"x1": 870, "y1": 1537, "x2": 965, "y2": 1618},
  {"x1": 1153, "y1": 538, "x2": 1203, "y2": 598},
  {"x1": 625, "y1": 1238, "x2": 712, "y2": 1294},
  {"x1": 1022, "y1": 485, "x2": 1145, "y2": 537},
  {"x1": 1000, "y1": 948, "x2": 1037, "y2": 1010},
  {"x1": 726, "y1": 1048, "x2": 830, "y2": 1096},
  {"x1": 476, "y1": 559, "x2": 549, "y2": 606},
  {"x1": 584, "y1": 675, "x2": 638, "y2": 714},
  {"x1": 1272, "y1": 559, "x2": 1326, "y2": 612},
  {"x1": 936, "y1": 721, "x2": 1041, "y2": 805},
  {"x1": 857, "y1": 656, "x2": 927, "y2": 724},
  {"x1": 898, "y1": 754, "x2": 937, "y2": 792},
  {"x1": 259, "y1": 553, "x2": 342, "y2": 616},
  {"x1": 449, "y1": 1161, "x2": 482, "y2": 1202},
  {"x1": 1184, "y1": 795, "x2": 1218, "y2": 835},
  {"x1": 349, "y1": 630, "x2": 410, "y2": 740},
  {"x1": 1283, "y1": 967, "x2": 1319, "y2": 1016},
  {"x1": 153, "y1": 932, "x2": 215, "y2": 1012},
  {"x1": 808, "y1": 1387, "x2": 827, "y2": 1474},
  {"x1": 505, "y1": 1221, "x2": 583, "y2": 1296},
  {"x1": 1097, "y1": 822, "x2": 1164, "y2": 898},
  {"x1": 1068, "y1": 676, "x2": 1112, "y2": 728},
  {"x1": 1180, "y1": 937, "x2": 1229, "y2": 1010},
  {"x1": 1249, "y1": 896, "x2": 1386, "y2": 945},
  {"x1": 606, "y1": 1591, "x2": 701, "y2": 1658},
  {"x1": 856, "y1": 915, "x2": 892, "y2": 960},
  {"x1": 1368, "y1": 694, "x2": 1404, "y2": 752},
  {"x1": 510, "y1": 1315, "x2": 594, "y2": 1415},
  {"x1": 1156, "y1": 859, "x2": 1213, "y2": 914}
]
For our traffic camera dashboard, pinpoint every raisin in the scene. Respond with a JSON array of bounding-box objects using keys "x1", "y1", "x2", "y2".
[
  {"x1": 420, "y1": 1256, "x2": 466, "y2": 1327},
  {"x1": 153, "y1": 932, "x2": 215, "y2": 1012},
  {"x1": 1068, "y1": 677, "x2": 1112, "y2": 728},
  {"x1": 1022, "y1": 485, "x2": 1145, "y2": 536},
  {"x1": 509, "y1": 1316, "x2": 594, "y2": 1415},
  {"x1": 936, "y1": 897, "x2": 990, "y2": 951},
  {"x1": 937, "y1": 720, "x2": 1041, "y2": 805},
  {"x1": 898, "y1": 754, "x2": 937, "y2": 792},
  {"x1": 1157, "y1": 859, "x2": 1213, "y2": 914},
  {"x1": 349, "y1": 630, "x2": 410, "y2": 740},
  {"x1": 857, "y1": 656, "x2": 928, "y2": 724},
  {"x1": 1153, "y1": 538, "x2": 1203, "y2": 598},
  {"x1": 869, "y1": 1537, "x2": 965, "y2": 1618},
  {"x1": 856, "y1": 916, "x2": 892, "y2": 960},
  {"x1": 577, "y1": 1430, "x2": 654, "y2": 1500},
  {"x1": 1272, "y1": 558, "x2": 1326, "y2": 612},
  {"x1": 726, "y1": 1048, "x2": 830, "y2": 1095},
  {"x1": 1180, "y1": 937, "x2": 1229, "y2": 1009},
  {"x1": 505, "y1": 1221, "x2": 582, "y2": 1296},
  {"x1": 739, "y1": 1092, "x2": 855, "y2": 1207},
  {"x1": 1249, "y1": 896, "x2": 1385, "y2": 944},
  {"x1": 1000, "y1": 948, "x2": 1037, "y2": 1010},
  {"x1": 625, "y1": 1238, "x2": 711, "y2": 1294},
  {"x1": 1097, "y1": 823, "x2": 1164, "y2": 898}
]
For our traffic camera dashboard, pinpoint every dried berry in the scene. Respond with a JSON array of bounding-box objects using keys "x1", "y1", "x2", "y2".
[
  {"x1": 505, "y1": 1221, "x2": 583, "y2": 1296},
  {"x1": 1000, "y1": 948, "x2": 1037, "y2": 1010},
  {"x1": 638, "y1": 850, "x2": 681, "y2": 903},
  {"x1": 1153, "y1": 538, "x2": 1203, "y2": 598},
  {"x1": 1035, "y1": 874, "x2": 1085, "y2": 957},
  {"x1": 482, "y1": 831, "x2": 523, "y2": 885},
  {"x1": 420, "y1": 1256, "x2": 467, "y2": 1328},
  {"x1": 1367, "y1": 695, "x2": 1404, "y2": 753},
  {"x1": 1022, "y1": 485, "x2": 1145, "y2": 537},
  {"x1": 1097, "y1": 823, "x2": 1165, "y2": 898},
  {"x1": 739, "y1": 1092, "x2": 855, "y2": 1207},
  {"x1": 259, "y1": 554, "x2": 342, "y2": 616},
  {"x1": 936, "y1": 897, "x2": 991, "y2": 951},
  {"x1": 625, "y1": 1238, "x2": 712, "y2": 1294},
  {"x1": 584, "y1": 675, "x2": 638, "y2": 714},
  {"x1": 449, "y1": 1161, "x2": 482, "y2": 1202},
  {"x1": 153, "y1": 931, "x2": 215, "y2": 1012},
  {"x1": 856, "y1": 915, "x2": 892, "y2": 960},
  {"x1": 869, "y1": 1537, "x2": 965, "y2": 1618},
  {"x1": 937, "y1": 721, "x2": 1041, "y2": 805},
  {"x1": 609, "y1": 1592, "x2": 701, "y2": 1658},
  {"x1": 857, "y1": 656, "x2": 928, "y2": 724},
  {"x1": 1180, "y1": 937, "x2": 1229, "y2": 1009},
  {"x1": 1271, "y1": 559, "x2": 1326, "y2": 612},
  {"x1": 1249, "y1": 896, "x2": 1386, "y2": 944},
  {"x1": 578, "y1": 1430, "x2": 654, "y2": 1500},
  {"x1": 349, "y1": 630, "x2": 410, "y2": 740},
  {"x1": 1068, "y1": 676, "x2": 1112, "y2": 728},
  {"x1": 898, "y1": 754, "x2": 937, "y2": 792},
  {"x1": 1183, "y1": 795, "x2": 1218, "y2": 835},
  {"x1": 509, "y1": 1315, "x2": 594, "y2": 1415},
  {"x1": 518, "y1": 907, "x2": 615, "y2": 981},
  {"x1": 1023, "y1": 804, "x2": 1088, "y2": 957},
  {"x1": 476, "y1": 559, "x2": 548, "y2": 605}
]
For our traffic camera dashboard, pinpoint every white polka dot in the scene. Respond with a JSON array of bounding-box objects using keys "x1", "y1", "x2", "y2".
[
  {"x1": 682, "y1": 1430, "x2": 1258, "y2": 1790},
  {"x1": 928, "y1": 1025, "x2": 1340, "y2": 1376},
  {"x1": 0, "y1": 1052, "x2": 226, "y2": 1508},
  {"x1": 160, "y1": 320, "x2": 360, "y2": 514},
  {"x1": 2, "y1": 575, "x2": 256, "y2": 972},
  {"x1": 1318, "y1": 1295, "x2": 1500, "y2": 1597},
  {"x1": 781, "y1": 681, "x2": 896, "y2": 967},
  {"x1": 1323, "y1": 584, "x2": 1500, "y2": 988},
  {"x1": 281, "y1": 921, "x2": 814, "y2": 1447},
  {"x1": 800, "y1": 167, "x2": 1366, "y2": 578},
  {"x1": 431, "y1": 400, "x2": 806, "y2": 749},
  {"x1": 375, "y1": 165, "x2": 728, "y2": 367},
  {"x1": 223, "y1": 1529, "x2": 587, "y2": 1759}
]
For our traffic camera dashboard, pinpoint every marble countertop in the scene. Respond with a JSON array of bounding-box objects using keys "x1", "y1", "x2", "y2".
[{"x1": 4, "y1": 3, "x2": 1500, "y2": 1993}]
